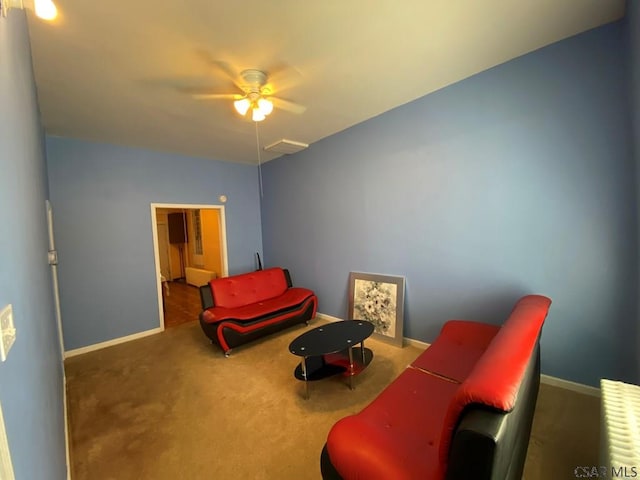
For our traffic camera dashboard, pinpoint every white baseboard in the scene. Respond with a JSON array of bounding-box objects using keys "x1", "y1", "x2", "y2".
[
  {"x1": 64, "y1": 327, "x2": 162, "y2": 358},
  {"x1": 404, "y1": 337, "x2": 429, "y2": 349},
  {"x1": 541, "y1": 374, "x2": 600, "y2": 397},
  {"x1": 315, "y1": 312, "x2": 343, "y2": 323}
]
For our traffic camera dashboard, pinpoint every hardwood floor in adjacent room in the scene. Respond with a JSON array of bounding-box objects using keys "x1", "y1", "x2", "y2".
[{"x1": 163, "y1": 280, "x2": 201, "y2": 328}]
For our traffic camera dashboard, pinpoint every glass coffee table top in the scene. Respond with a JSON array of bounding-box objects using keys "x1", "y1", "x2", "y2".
[
  {"x1": 289, "y1": 320, "x2": 375, "y2": 398},
  {"x1": 289, "y1": 320, "x2": 374, "y2": 357}
]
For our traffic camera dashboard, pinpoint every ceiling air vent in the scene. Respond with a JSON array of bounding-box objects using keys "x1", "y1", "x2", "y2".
[{"x1": 263, "y1": 139, "x2": 308, "y2": 155}]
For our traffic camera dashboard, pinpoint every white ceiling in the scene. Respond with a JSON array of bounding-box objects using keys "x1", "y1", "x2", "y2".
[{"x1": 25, "y1": 0, "x2": 625, "y2": 165}]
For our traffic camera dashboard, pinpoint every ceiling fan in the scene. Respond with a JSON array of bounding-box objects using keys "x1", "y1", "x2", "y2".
[{"x1": 190, "y1": 68, "x2": 306, "y2": 122}]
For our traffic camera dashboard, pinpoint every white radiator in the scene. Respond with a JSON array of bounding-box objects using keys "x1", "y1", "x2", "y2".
[
  {"x1": 185, "y1": 267, "x2": 216, "y2": 287},
  {"x1": 600, "y1": 379, "x2": 640, "y2": 477}
]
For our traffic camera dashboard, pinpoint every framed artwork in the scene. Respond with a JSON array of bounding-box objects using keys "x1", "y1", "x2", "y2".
[{"x1": 348, "y1": 272, "x2": 405, "y2": 347}]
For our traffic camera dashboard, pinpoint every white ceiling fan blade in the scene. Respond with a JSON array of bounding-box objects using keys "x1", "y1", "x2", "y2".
[
  {"x1": 193, "y1": 49, "x2": 245, "y2": 91},
  {"x1": 271, "y1": 97, "x2": 307, "y2": 114},
  {"x1": 192, "y1": 93, "x2": 243, "y2": 100},
  {"x1": 180, "y1": 87, "x2": 243, "y2": 100},
  {"x1": 211, "y1": 60, "x2": 246, "y2": 91},
  {"x1": 265, "y1": 64, "x2": 304, "y2": 93}
]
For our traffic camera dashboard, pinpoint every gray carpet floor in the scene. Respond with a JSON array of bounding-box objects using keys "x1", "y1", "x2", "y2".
[{"x1": 65, "y1": 319, "x2": 600, "y2": 479}]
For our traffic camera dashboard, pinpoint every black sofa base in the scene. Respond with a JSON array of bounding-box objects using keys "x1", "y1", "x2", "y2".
[{"x1": 199, "y1": 300, "x2": 316, "y2": 356}]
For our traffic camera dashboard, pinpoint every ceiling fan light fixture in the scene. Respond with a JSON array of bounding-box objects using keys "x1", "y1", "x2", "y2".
[
  {"x1": 1, "y1": 0, "x2": 58, "y2": 20},
  {"x1": 234, "y1": 98, "x2": 251, "y2": 116},
  {"x1": 257, "y1": 98, "x2": 273, "y2": 116},
  {"x1": 34, "y1": 0, "x2": 57, "y2": 19},
  {"x1": 252, "y1": 108, "x2": 266, "y2": 122}
]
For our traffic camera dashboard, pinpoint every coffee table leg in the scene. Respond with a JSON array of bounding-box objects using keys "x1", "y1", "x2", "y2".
[
  {"x1": 360, "y1": 340, "x2": 366, "y2": 364},
  {"x1": 301, "y1": 357, "x2": 309, "y2": 399}
]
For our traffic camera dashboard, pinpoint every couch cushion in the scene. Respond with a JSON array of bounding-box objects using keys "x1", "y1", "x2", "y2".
[
  {"x1": 437, "y1": 295, "x2": 551, "y2": 466},
  {"x1": 201, "y1": 287, "x2": 315, "y2": 323},
  {"x1": 411, "y1": 320, "x2": 500, "y2": 383},
  {"x1": 209, "y1": 267, "x2": 288, "y2": 309},
  {"x1": 326, "y1": 368, "x2": 459, "y2": 480}
]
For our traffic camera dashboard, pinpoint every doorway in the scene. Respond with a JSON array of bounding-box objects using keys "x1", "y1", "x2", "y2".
[
  {"x1": 150, "y1": 203, "x2": 229, "y2": 330},
  {"x1": 157, "y1": 222, "x2": 171, "y2": 280}
]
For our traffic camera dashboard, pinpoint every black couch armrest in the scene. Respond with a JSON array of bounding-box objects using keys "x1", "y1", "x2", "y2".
[
  {"x1": 283, "y1": 268, "x2": 292, "y2": 288},
  {"x1": 446, "y1": 346, "x2": 540, "y2": 480},
  {"x1": 199, "y1": 284, "x2": 214, "y2": 310}
]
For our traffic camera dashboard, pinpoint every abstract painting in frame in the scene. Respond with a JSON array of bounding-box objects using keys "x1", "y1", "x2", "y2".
[{"x1": 348, "y1": 272, "x2": 405, "y2": 347}]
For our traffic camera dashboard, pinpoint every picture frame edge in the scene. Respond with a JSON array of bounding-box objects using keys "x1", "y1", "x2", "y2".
[{"x1": 347, "y1": 271, "x2": 406, "y2": 348}]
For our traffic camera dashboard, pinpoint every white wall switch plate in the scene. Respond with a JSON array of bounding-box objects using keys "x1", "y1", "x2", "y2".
[{"x1": 0, "y1": 305, "x2": 16, "y2": 362}]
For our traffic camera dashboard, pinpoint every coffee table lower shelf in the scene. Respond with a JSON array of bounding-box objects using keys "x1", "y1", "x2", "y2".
[{"x1": 293, "y1": 347, "x2": 374, "y2": 382}]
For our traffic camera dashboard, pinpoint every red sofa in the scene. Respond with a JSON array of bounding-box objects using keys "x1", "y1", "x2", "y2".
[
  {"x1": 198, "y1": 267, "x2": 318, "y2": 356},
  {"x1": 321, "y1": 295, "x2": 552, "y2": 480}
]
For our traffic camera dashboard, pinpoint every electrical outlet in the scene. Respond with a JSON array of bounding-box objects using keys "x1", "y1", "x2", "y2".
[{"x1": 0, "y1": 305, "x2": 15, "y2": 362}]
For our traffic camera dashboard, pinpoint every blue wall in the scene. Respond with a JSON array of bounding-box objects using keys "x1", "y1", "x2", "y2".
[
  {"x1": 0, "y1": 12, "x2": 66, "y2": 479},
  {"x1": 0, "y1": 7, "x2": 633, "y2": 478},
  {"x1": 261, "y1": 22, "x2": 637, "y2": 387},
  {"x1": 46, "y1": 137, "x2": 263, "y2": 350}
]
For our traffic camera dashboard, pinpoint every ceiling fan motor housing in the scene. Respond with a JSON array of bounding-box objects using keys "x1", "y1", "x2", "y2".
[{"x1": 240, "y1": 69, "x2": 268, "y2": 93}]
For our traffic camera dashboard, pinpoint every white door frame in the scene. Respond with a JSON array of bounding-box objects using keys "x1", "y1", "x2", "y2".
[{"x1": 150, "y1": 203, "x2": 229, "y2": 330}]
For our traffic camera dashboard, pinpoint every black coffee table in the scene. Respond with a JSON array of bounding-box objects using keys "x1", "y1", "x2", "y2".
[{"x1": 289, "y1": 320, "x2": 374, "y2": 399}]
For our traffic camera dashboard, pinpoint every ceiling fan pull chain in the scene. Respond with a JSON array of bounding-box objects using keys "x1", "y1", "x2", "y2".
[{"x1": 255, "y1": 121, "x2": 264, "y2": 198}]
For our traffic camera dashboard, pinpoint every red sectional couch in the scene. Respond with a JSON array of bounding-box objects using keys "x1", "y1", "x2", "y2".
[
  {"x1": 198, "y1": 267, "x2": 318, "y2": 356},
  {"x1": 321, "y1": 294, "x2": 552, "y2": 480}
]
